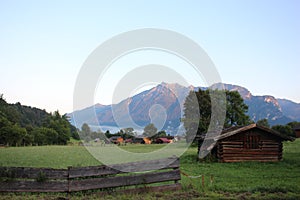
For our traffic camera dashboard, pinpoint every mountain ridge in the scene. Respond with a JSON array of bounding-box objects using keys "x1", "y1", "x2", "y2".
[{"x1": 69, "y1": 83, "x2": 299, "y2": 133}]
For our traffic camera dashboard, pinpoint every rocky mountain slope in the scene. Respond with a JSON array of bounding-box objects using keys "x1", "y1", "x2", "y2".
[{"x1": 69, "y1": 83, "x2": 299, "y2": 133}]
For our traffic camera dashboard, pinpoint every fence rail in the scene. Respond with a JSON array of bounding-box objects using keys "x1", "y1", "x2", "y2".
[{"x1": 0, "y1": 156, "x2": 181, "y2": 193}]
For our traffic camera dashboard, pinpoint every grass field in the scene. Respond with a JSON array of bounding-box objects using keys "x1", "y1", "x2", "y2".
[{"x1": 0, "y1": 140, "x2": 299, "y2": 199}]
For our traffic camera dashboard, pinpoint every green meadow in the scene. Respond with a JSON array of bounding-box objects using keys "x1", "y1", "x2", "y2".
[{"x1": 0, "y1": 139, "x2": 299, "y2": 199}]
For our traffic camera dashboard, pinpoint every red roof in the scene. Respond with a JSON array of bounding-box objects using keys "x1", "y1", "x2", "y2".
[{"x1": 157, "y1": 138, "x2": 170, "y2": 143}]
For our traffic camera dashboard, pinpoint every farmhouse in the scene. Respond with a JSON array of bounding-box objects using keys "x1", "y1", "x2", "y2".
[
  {"x1": 156, "y1": 138, "x2": 171, "y2": 144},
  {"x1": 198, "y1": 124, "x2": 294, "y2": 162},
  {"x1": 293, "y1": 125, "x2": 300, "y2": 138},
  {"x1": 109, "y1": 136, "x2": 123, "y2": 144},
  {"x1": 132, "y1": 136, "x2": 152, "y2": 144}
]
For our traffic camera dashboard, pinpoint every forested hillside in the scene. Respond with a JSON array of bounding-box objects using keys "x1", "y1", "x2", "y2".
[{"x1": 0, "y1": 95, "x2": 77, "y2": 146}]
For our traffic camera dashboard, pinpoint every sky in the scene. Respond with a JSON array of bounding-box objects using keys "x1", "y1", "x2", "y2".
[{"x1": 0, "y1": 0, "x2": 299, "y2": 113}]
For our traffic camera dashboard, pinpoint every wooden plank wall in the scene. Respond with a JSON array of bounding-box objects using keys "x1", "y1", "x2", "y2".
[
  {"x1": 218, "y1": 140, "x2": 281, "y2": 162},
  {"x1": 0, "y1": 156, "x2": 181, "y2": 193}
]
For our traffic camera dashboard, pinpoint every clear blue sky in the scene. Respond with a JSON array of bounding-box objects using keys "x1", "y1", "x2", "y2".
[{"x1": 0, "y1": 0, "x2": 299, "y2": 113}]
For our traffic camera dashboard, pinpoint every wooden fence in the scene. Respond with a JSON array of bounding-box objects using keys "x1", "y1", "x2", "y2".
[{"x1": 0, "y1": 156, "x2": 181, "y2": 193}]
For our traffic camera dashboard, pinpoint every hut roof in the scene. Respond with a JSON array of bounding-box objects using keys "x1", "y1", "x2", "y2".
[
  {"x1": 293, "y1": 125, "x2": 300, "y2": 131},
  {"x1": 206, "y1": 124, "x2": 294, "y2": 142}
]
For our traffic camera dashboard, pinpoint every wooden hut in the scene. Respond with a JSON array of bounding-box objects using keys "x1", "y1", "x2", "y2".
[
  {"x1": 198, "y1": 124, "x2": 294, "y2": 162},
  {"x1": 293, "y1": 125, "x2": 300, "y2": 138}
]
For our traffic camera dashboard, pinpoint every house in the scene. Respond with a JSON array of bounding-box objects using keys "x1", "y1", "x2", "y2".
[
  {"x1": 156, "y1": 138, "x2": 170, "y2": 144},
  {"x1": 132, "y1": 136, "x2": 151, "y2": 144},
  {"x1": 293, "y1": 125, "x2": 300, "y2": 138},
  {"x1": 124, "y1": 138, "x2": 133, "y2": 143},
  {"x1": 143, "y1": 137, "x2": 152, "y2": 144},
  {"x1": 197, "y1": 124, "x2": 294, "y2": 162},
  {"x1": 109, "y1": 136, "x2": 123, "y2": 144}
]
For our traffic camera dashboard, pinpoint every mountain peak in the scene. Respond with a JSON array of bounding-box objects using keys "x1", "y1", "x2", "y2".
[
  {"x1": 95, "y1": 103, "x2": 107, "y2": 107},
  {"x1": 216, "y1": 83, "x2": 253, "y2": 99},
  {"x1": 70, "y1": 82, "x2": 299, "y2": 131},
  {"x1": 158, "y1": 82, "x2": 185, "y2": 88}
]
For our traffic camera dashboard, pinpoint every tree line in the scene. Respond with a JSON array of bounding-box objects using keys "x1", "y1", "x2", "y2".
[
  {"x1": 78, "y1": 123, "x2": 169, "y2": 143},
  {"x1": 0, "y1": 95, "x2": 77, "y2": 146},
  {"x1": 256, "y1": 118, "x2": 299, "y2": 138}
]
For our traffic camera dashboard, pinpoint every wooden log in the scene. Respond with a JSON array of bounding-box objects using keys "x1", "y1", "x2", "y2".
[
  {"x1": 261, "y1": 141, "x2": 280, "y2": 144},
  {"x1": 222, "y1": 145, "x2": 244, "y2": 149},
  {"x1": 261, "y1": 144, "x2": 279, "y2": 147},
  {"x1": 222, "y1": 152, "x2": 277, "y2": 156},
  {"x1": 0, "y1": 167, "x2": 68, "y2": 179},
  {"x1": 222, "y1": 152, "x2": 279, "y2": 156},
  {"x1": 0, "y1": 180, "x2": 68, "y2": 192},
  {"x1": 223, "y1": 156, "x2": 279, "y2": 161},
  {"x1": 69, "y1": 169, "x2": 181, "y2": 192},
  {"x1": 220, "y1": 149, "x2": 280, "y2": 154},
  {"x1": 219, "y1": 141, "x2": 243, "y2": 145},
  {"x1": 69, "y1": 157, "x2": 179, "y2": 178},
  {"x1": 260, "y1": 148, "x2": 279, "y2": 151},
  {"x1": 222, "y1": 156, "x2": 280, "y2": 160},
  {"x1": 223, "y1": 159, "x2": 278, "y2": 163},
  {"x1": 221, "y1": 146, "x2": 242, "y2": 149},
  {"x1": 68, "y1": 165, "x2": 119, "y2": 178},
  {"x1": 223, "y1": 156, "x2": 279, "y2": 160}
]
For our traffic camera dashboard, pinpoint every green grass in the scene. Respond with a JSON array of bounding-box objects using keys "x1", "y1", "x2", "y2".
[
  {"x1": 119, "y1": 143, "x2": 168, "y2": 153},
  {"x1": 0, "y1": 139, "x2": 299, "y2": 199},
  {"x1": 180, "y1": 141, "x2": 300, "y2": 193},
  {"x1": 0, "y1": 145, "x2": 100, "y2": 168}
]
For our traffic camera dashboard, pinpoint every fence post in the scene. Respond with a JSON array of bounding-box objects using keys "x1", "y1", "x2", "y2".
[{"x1": 67, "y1": 166, "x2": 71, "y2": 196}]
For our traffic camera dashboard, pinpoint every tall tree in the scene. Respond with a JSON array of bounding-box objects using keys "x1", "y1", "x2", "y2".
[
  {"x1": 80, "y1": 123, "x2": 92, "y2": 142},
  {"x1": 44, "y1": 111, "x2": 71, "y2": 145},
  {"x1": 256, "y1": 118, "x2": 270, "y2": 128},
  {"x1": 121, "y1": 127, "x2": 135, "y2": 139},
  {"x1": 287, "y1": 121, "x2": 300, "y2": 129},
  {"x1": 143, "y1": 123, "x2": 158, "y2": 137},
  {"x1": 183, "y1": 89, "x2": 251, "y2": 142},
  {"x1": 70, "y1": 125, "x2": 80, "y2": 140},
  {"x1": 224, "y1": 90, "x2": 251, "y2": 128},
  {"x1": 0, "y1": 124, "x2": 27, "y2": 146},
  {"x1": 272, "y1": 124, "x2": 294, "y2": 138},
  {"x1": 32, "y1": 127, "x2": 58, "y2": 145}
]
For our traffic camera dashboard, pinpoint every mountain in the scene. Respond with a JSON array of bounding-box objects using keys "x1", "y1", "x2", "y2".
[
  {"x1": 69, "y1": 83, "x2": 299, "y2": 133},
  {"x1": 277, "y1": 99, "x2": 300, "y2": 121},
  {"x1": 70, "y1": 83, "x2": 190, "y2": 133},
  {"x1": 217, "y1": 84, "x2": 294, "y2": 126}
]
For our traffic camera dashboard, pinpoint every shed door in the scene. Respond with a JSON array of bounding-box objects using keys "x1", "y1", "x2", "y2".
[{"x1": 244, "y1": 134, "x2": 260, "y2": 149}]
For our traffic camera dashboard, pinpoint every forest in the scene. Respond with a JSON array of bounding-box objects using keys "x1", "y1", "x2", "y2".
[{"x1": 0, "y1": 94, "x2": 78, "y2": 146}]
